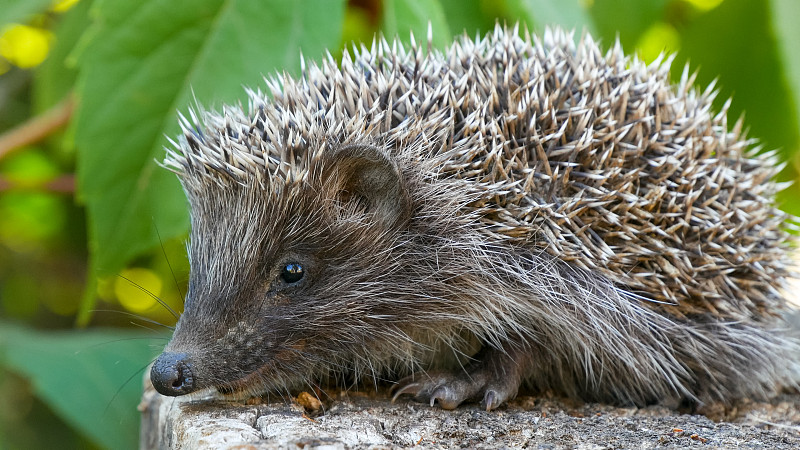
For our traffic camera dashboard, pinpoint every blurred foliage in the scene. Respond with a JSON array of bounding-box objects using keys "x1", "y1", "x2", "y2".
[
  {"x1": 0, "y1": 323, "x2": 163, "y2": 449},
  {"x1": 0, "y1": 0, "x2": 798, "y2": 448}
]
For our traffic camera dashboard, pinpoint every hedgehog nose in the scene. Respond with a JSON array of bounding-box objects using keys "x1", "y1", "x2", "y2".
[{"x1": 151, "y1": 352, "x2": 196, "y2": 396}]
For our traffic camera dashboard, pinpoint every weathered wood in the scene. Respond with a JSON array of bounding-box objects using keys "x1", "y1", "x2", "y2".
[{"x1": 139, "y1": 373, "x2": 800, "y2": 449}]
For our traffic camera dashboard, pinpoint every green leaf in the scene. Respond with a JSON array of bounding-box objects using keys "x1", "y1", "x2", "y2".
[
  {"x1": 589, "y1": 0, "x2": 668, "y2": 50},
  {"x1": 438, "y1": 0, "x2": 503, "y2": 38},
  {"x1": 73, "y1": 0, "x2": 346, "y2": 324},
  {"x1": 676, "y1": 0, "x2": 799, "y2": 160},
  {"x1": 771, "y1": 0, "x2": 800, "y2": 150},
  {"x1": 0, "y1": 0, "x2": 52, "y2": 26},
  {"x1": 674, "y1": 0, "x2": 800, "y2": 216},
  {"x1": 382, "y1": 0, "x2": 451, "y2": 48},
  {"x1": 0, "y1": 321, "x2": 165, "y2": 449},
  {"x1": 769, "y1": 0, "x2": 800, "y2": 215},
  {"x1": 504, "y1": 0, "x2": 595, "y2": 35}
]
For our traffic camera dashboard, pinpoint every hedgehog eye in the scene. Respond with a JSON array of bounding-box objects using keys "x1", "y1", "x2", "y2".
[{"x1": 280, "y1": 263, "x2": 304, "y2": 284}]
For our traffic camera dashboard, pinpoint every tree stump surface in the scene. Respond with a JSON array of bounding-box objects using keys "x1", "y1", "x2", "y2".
[{"x1": 139, "y1": 374, "x2": 800, "y2": 449}]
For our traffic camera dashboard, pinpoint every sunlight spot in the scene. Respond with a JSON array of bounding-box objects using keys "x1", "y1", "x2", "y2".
[
  {"x1": 635, "y1": 22, "x2": 680, "y2": 64},
  {"x1": 52, "y1": 0, "x2": 80, "y2": 13},
  {"x1": 685, "y1": 0, "x2": 725, "y2": 12},
  {"x1": 0, "y1": 24, "x2": 53, "y2": 68},
  {"x1": 115, "y1": 268, "x2": 163, "y2": 313}
]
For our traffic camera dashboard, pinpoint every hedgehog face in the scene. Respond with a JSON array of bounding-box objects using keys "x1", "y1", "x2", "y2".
[{"x1": 150, "y1": 144, "x2": 417, "y2": 397}]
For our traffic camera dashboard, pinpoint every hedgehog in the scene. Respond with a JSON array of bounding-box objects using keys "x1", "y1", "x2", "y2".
[{"x1": 150, "y1": 25, "x2": 799, "y2": 411}]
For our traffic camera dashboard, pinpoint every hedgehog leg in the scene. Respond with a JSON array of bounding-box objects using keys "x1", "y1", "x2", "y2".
[{"x1": 392, "y1": 343, "x2": 533, "y2": 411}]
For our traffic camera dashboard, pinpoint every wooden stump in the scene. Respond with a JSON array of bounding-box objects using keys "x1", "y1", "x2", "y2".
[{"x1": 139, "y1": 373, "x2": 800, "y2": 449}]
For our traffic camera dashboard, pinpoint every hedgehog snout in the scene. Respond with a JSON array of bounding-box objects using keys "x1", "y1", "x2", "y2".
[{"x1": 151, "y1": 352, "x2": 196, "y2": 396}]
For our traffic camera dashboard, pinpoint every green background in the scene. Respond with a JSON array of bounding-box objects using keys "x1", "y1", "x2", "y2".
[{"x1": 1, "y1": 0, "x2": 798, "y2": 448}]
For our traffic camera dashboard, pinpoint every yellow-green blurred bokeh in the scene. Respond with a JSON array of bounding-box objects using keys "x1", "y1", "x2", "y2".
[
  {"x1": 98, "y1": 261, "x2": 185, "y2": 324},
  {"x1": 636, "y1": 22, "x2": 681, "y2": 63},
  {"x1": 0, "y1": 0, "x2": 81, "y2": 73},
  {"x1": 0, "y1": 24, "x2": 53, "y2": 70},
  {"x1": 0, "y1": 152, "x2": 65, "y2": 253},
  {"x1": 113, "y1": 268, "x2": 163, "y2": 313},
  {"x1": 52, "y1": 0, "x2": 80, "y2": 13},
  {"x1": 685, "y1": 0, "x2": 725, "y2": 11}
]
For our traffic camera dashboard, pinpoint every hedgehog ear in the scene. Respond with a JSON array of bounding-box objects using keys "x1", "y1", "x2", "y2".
[{"x1": 326, "y1": 144, "x2": 411, "y2": 227}]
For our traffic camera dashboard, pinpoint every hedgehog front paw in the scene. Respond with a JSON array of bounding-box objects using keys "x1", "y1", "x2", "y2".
[
  {"x1": 392, "y1": 368, "x2": 520, "y2": 411},
  {"x1": 392, "y1": 371, "x2": 519, "y2": 411},
  {"x1": 392, "y1": 342, "x2": 534, "y2": 411}
]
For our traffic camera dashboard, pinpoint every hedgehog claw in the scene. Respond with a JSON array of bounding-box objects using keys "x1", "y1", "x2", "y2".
[
  {"x1": 430, "y1": 385, "x2": 462, "y2": 410},
  {"x1": 393, "y1": 374, "x2": 474, "y2": 409},
  {"x1": 390, "y1": 381, "x2": 422, "y2": 403},
  {"x1": 392, "y1": 344, "x2": 530, "y2": 410},
  {"x1": 427, "y1": 385, "x2": 442, "y2": 407},
  {"x1": 483, "y1": 390, "x2": 499, "y2": 411}
]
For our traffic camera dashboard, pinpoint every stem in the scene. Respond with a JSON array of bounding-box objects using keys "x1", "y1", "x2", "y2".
[
  {"x1": 0, "y1": 174, "x2": 75, "y2": 193},
  {"x1": 0, "y1": 94, "x2": 75, "y2": 161}
]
